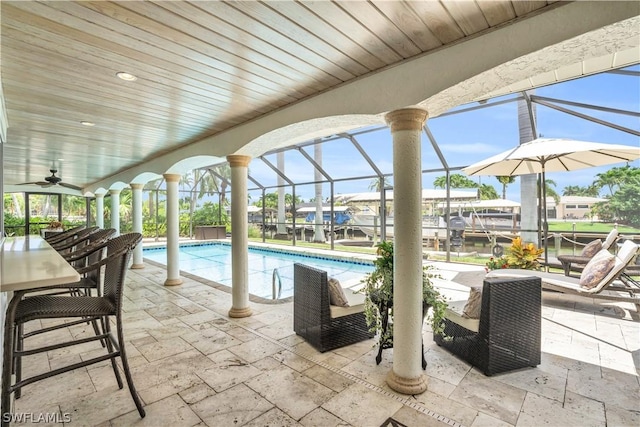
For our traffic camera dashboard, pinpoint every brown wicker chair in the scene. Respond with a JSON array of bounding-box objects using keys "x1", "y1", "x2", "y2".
[
  {"x1": 434, "y1": 276, "x2": 541, "y2": 376},
  {"x1": 14, "y1": 229, "x2": 118, "y2": 351},
  {"x1": 62, "y1": 228, "x2": 117, "y2": 270},
  {"x1": 293, "y1": 263, "x2": 373, "y2": 352},
  {"x1": 50, "y1": 226, "x2": 99, "y2": 254},
  {"x1": 1, "y1": 233, "x2": 146, "y2": 425},
  {"x1": 43, "y1": 224, "x2": 86, "y2": 244},
  {"x1": 18, "y1": 229, "x2": 116, "y2": 297}
]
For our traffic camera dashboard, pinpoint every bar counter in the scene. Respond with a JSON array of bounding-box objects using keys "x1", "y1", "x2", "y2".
[{"x1": 1, "y1": 235, "x2": 80, "y2": 292}]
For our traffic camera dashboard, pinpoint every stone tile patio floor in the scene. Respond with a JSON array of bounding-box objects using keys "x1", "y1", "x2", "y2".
[{"x1": 11, "y1": 260, "x2": 640, "y2": 427}]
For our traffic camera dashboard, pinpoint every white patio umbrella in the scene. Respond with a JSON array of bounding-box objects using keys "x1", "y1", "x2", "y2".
[{"x1": 462, "y1": 137, "x2": 640, "y2": 264}]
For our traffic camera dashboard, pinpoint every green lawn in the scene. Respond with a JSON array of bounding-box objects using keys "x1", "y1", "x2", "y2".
[{"x1": 547, "y1": 222, "x2": 640, "y2": 234}]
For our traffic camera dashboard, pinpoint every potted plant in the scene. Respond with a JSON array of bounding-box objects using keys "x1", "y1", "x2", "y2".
[
  {"x1": 360, "y1": 241, "x2": 449, "y2": 343},
  {"x1": 505, "y1": 237, "x2": 544, "y2": 270},
  {"x1": 485, "y1": 237, "x2": 544, "y2": 272},
  {"x1": 47, "y1": 221, "x2": 63, "y2": 231}
]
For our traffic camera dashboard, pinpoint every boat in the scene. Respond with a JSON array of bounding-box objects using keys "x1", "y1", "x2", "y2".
[
  {"x1": 438, "y1": 199, "x2": 521, "y2": 232},
  {"x1": 352, "y1": 214, "x2": 447, "y2": 239}
]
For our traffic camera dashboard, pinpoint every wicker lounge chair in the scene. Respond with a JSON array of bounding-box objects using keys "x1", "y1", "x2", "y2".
[
  {"x1": 488, "y1": 240, "x2": 640, "y2": 311},
  {"x1": 293, "y1": 263, "x2": 373, "y2": 352},
  {"x1": 1, "y1": 233, "x2": 146, "y2": 425},
  {"x1": 434, "y1": 276, "x2": 542, "y2": 376}
]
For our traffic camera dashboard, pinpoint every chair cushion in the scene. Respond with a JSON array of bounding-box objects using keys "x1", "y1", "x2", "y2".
[
  {"x1": 329, "y1": 290, "x2": 365, "y2": 318},
  {"x1": 444, "y1": 300, "x2": 480, "y2": 332},
  {"x1": 602, "y1": 229, "x2": 619, "y2": 250},
  {"x1": 581, "y1": 239, "x2": 602, "y2": 257},
  {"x1": 462, "y1": 286, "x2": 482, "y2": 319},
  {"x1": 579, "y1": 250, "x2": 615, "y2": 289},
  {"x1": 328, "y1": 277, "x2": 349, "y2": 307}
]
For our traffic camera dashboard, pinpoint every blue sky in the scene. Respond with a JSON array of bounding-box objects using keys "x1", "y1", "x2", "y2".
[{"x1": 246, "y1": 65, "x2": 640, "y2": 203}]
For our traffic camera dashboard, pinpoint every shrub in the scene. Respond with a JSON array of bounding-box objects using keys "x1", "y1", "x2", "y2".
[
  {"x1": 504, "y1": 237, "x2": 544, "y2": 270},
  {"x1": 485, "y1": 256, "x2": 510, "y2": 272}
]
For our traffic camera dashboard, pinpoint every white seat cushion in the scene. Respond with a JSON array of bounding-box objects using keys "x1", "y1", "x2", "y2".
[
  {"x1": 444, "y1": 300, "x2": 480, "y2": 333},
  {"x1": 330, "y1": 289, "x2": 366, "y2": 318}
]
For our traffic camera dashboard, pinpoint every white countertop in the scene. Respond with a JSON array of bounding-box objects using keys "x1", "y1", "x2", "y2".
[{"x1": 1, "y1": 235, "x2": 81, "y2": 292}]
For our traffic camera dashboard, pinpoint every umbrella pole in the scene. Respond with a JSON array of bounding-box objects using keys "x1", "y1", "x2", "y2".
[
  {"x1": 537, "y1": 174, "x2": 542, "y2": 249},
  {"x1": 542, "y1": 167, "x2": 549, "y2": 268}
]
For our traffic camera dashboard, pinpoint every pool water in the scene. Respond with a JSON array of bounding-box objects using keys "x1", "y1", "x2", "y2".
[{"x1": 143, "y1": 243, "x2": 374, "y2": 299}]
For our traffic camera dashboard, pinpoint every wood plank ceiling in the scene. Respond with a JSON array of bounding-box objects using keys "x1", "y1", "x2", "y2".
[{"x1": 1, "y1": 1, "x2": 567, "y2": 190}]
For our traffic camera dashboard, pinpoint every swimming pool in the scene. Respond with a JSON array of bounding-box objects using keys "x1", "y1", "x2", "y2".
[{"x1": 143, "y1": 243, "x2": 374, "y2": 300}]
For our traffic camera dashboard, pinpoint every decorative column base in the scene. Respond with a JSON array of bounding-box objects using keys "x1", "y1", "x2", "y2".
[
  {"x1": 386, "y1": 369, "x2": 428, "y2": 395},
  {"x1": 164, "y1": 278, "x2": 183, "y2": 286},
  {"x1": 228, "y1": 307, "x2": 253, "y2": 318},
  {"x1": 130, "y1": 263, "x2": 145, "y2": 270}
]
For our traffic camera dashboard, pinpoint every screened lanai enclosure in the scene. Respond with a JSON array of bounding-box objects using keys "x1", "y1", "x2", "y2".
[{"x1": 4, "y1": 66, "x2": 640, "y2": 261}]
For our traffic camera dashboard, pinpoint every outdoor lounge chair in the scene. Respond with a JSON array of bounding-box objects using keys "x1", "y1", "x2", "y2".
[
  {"x1": 556, "y1": 228, "x2": 619, "y2": 276},
  {"x1": 488, "y1": 239, "x2": 640, "y2": 311},
  {"x1": 434, "y1": 276, "x2": 542, "y2": 376},
  {"x1": 293, "y1": 263, "x2": 373, "y2": 352}
]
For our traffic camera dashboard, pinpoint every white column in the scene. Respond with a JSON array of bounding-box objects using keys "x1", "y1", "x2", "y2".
[
  {"x1": 313, "y1": 141, "x2": 326, "y2": 243},
  {"x1": 109, "y1": 189, "x2": 121, "y2": 237},
  {"x1": 227, "y1": 155, "x2": 253, "y2": 318},
  {"x1": 518, "y1": 93, "x2": 539, "y2": 246},
  {"x1": 95, "y1": 193, "x2": 104, "y2": 228},
  {"x1": 276, "y1": 152, "x2": 286, "y2": 236},
  {"x1": 163, "y1": 174, "x2": 183, "y2": 286},
  {"x1": 130, "y1": 183, "x2": 144, "y2": 269},
  {"x1": 385, "y1": 108, "x2": 428, "y2": 395}
]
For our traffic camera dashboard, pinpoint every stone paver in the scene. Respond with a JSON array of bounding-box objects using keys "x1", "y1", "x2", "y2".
[{"x1": 7, "y1": 261, "x2": 639, "y2": 427}]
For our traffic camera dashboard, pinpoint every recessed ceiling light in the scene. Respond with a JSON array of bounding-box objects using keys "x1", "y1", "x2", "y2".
[
  {"x1": 58, "y1": 158, "x2": 64, "y2": 162},
  {"x1": 116, "y1": 72, "x2": 137, "y2": 81},
  {"x1": 80, "y1": 121, "x2": 95, "y2": 127}
]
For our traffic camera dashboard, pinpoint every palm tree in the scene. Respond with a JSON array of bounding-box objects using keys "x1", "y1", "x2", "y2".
[
  {"x1": 144, "y1": 178, "x2": 162, "y2": 226},
  {"x1": 594, "y1": 165, "x2": 639, "y2": 196},
  {"x1": 119, "y1": 189, "x2": 133, "y2": 232},
  {"x1": 10, "y1": 193, "x2": 23, "y2": 218},
  {"x1": 62, "y1": 195, "x2": 87, "y2": 222},
  {"x1": 540, "y1": 179, "x2": 560, "y2": 204},
  {"x1": 479, "y1": 184, "x2": 499, "y2": 200},
  {"x1": 496, "y1": 176, "x2": 515, "y2": 199},
  {"x1": 433, "y1": 174, "x2": 477, "y2": 189},
  {"x1": 562, "y1": 185, "x2": 600, "y2": 197},
  {"x1": 181, "y1": 171, "x2": 200, "y2": 237},
  {"x1": 584, "y1": 184, "x2": 601, "y2": 197},
  {"x1": 208, "y1": 164, "x2": 232, "y2": 205},
  {"x1": 562, "y1": 185, "x2": 581, "y2": 196},
  {"x1": 368, "y1": 176, "x2": 392, "y2": 192}
]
